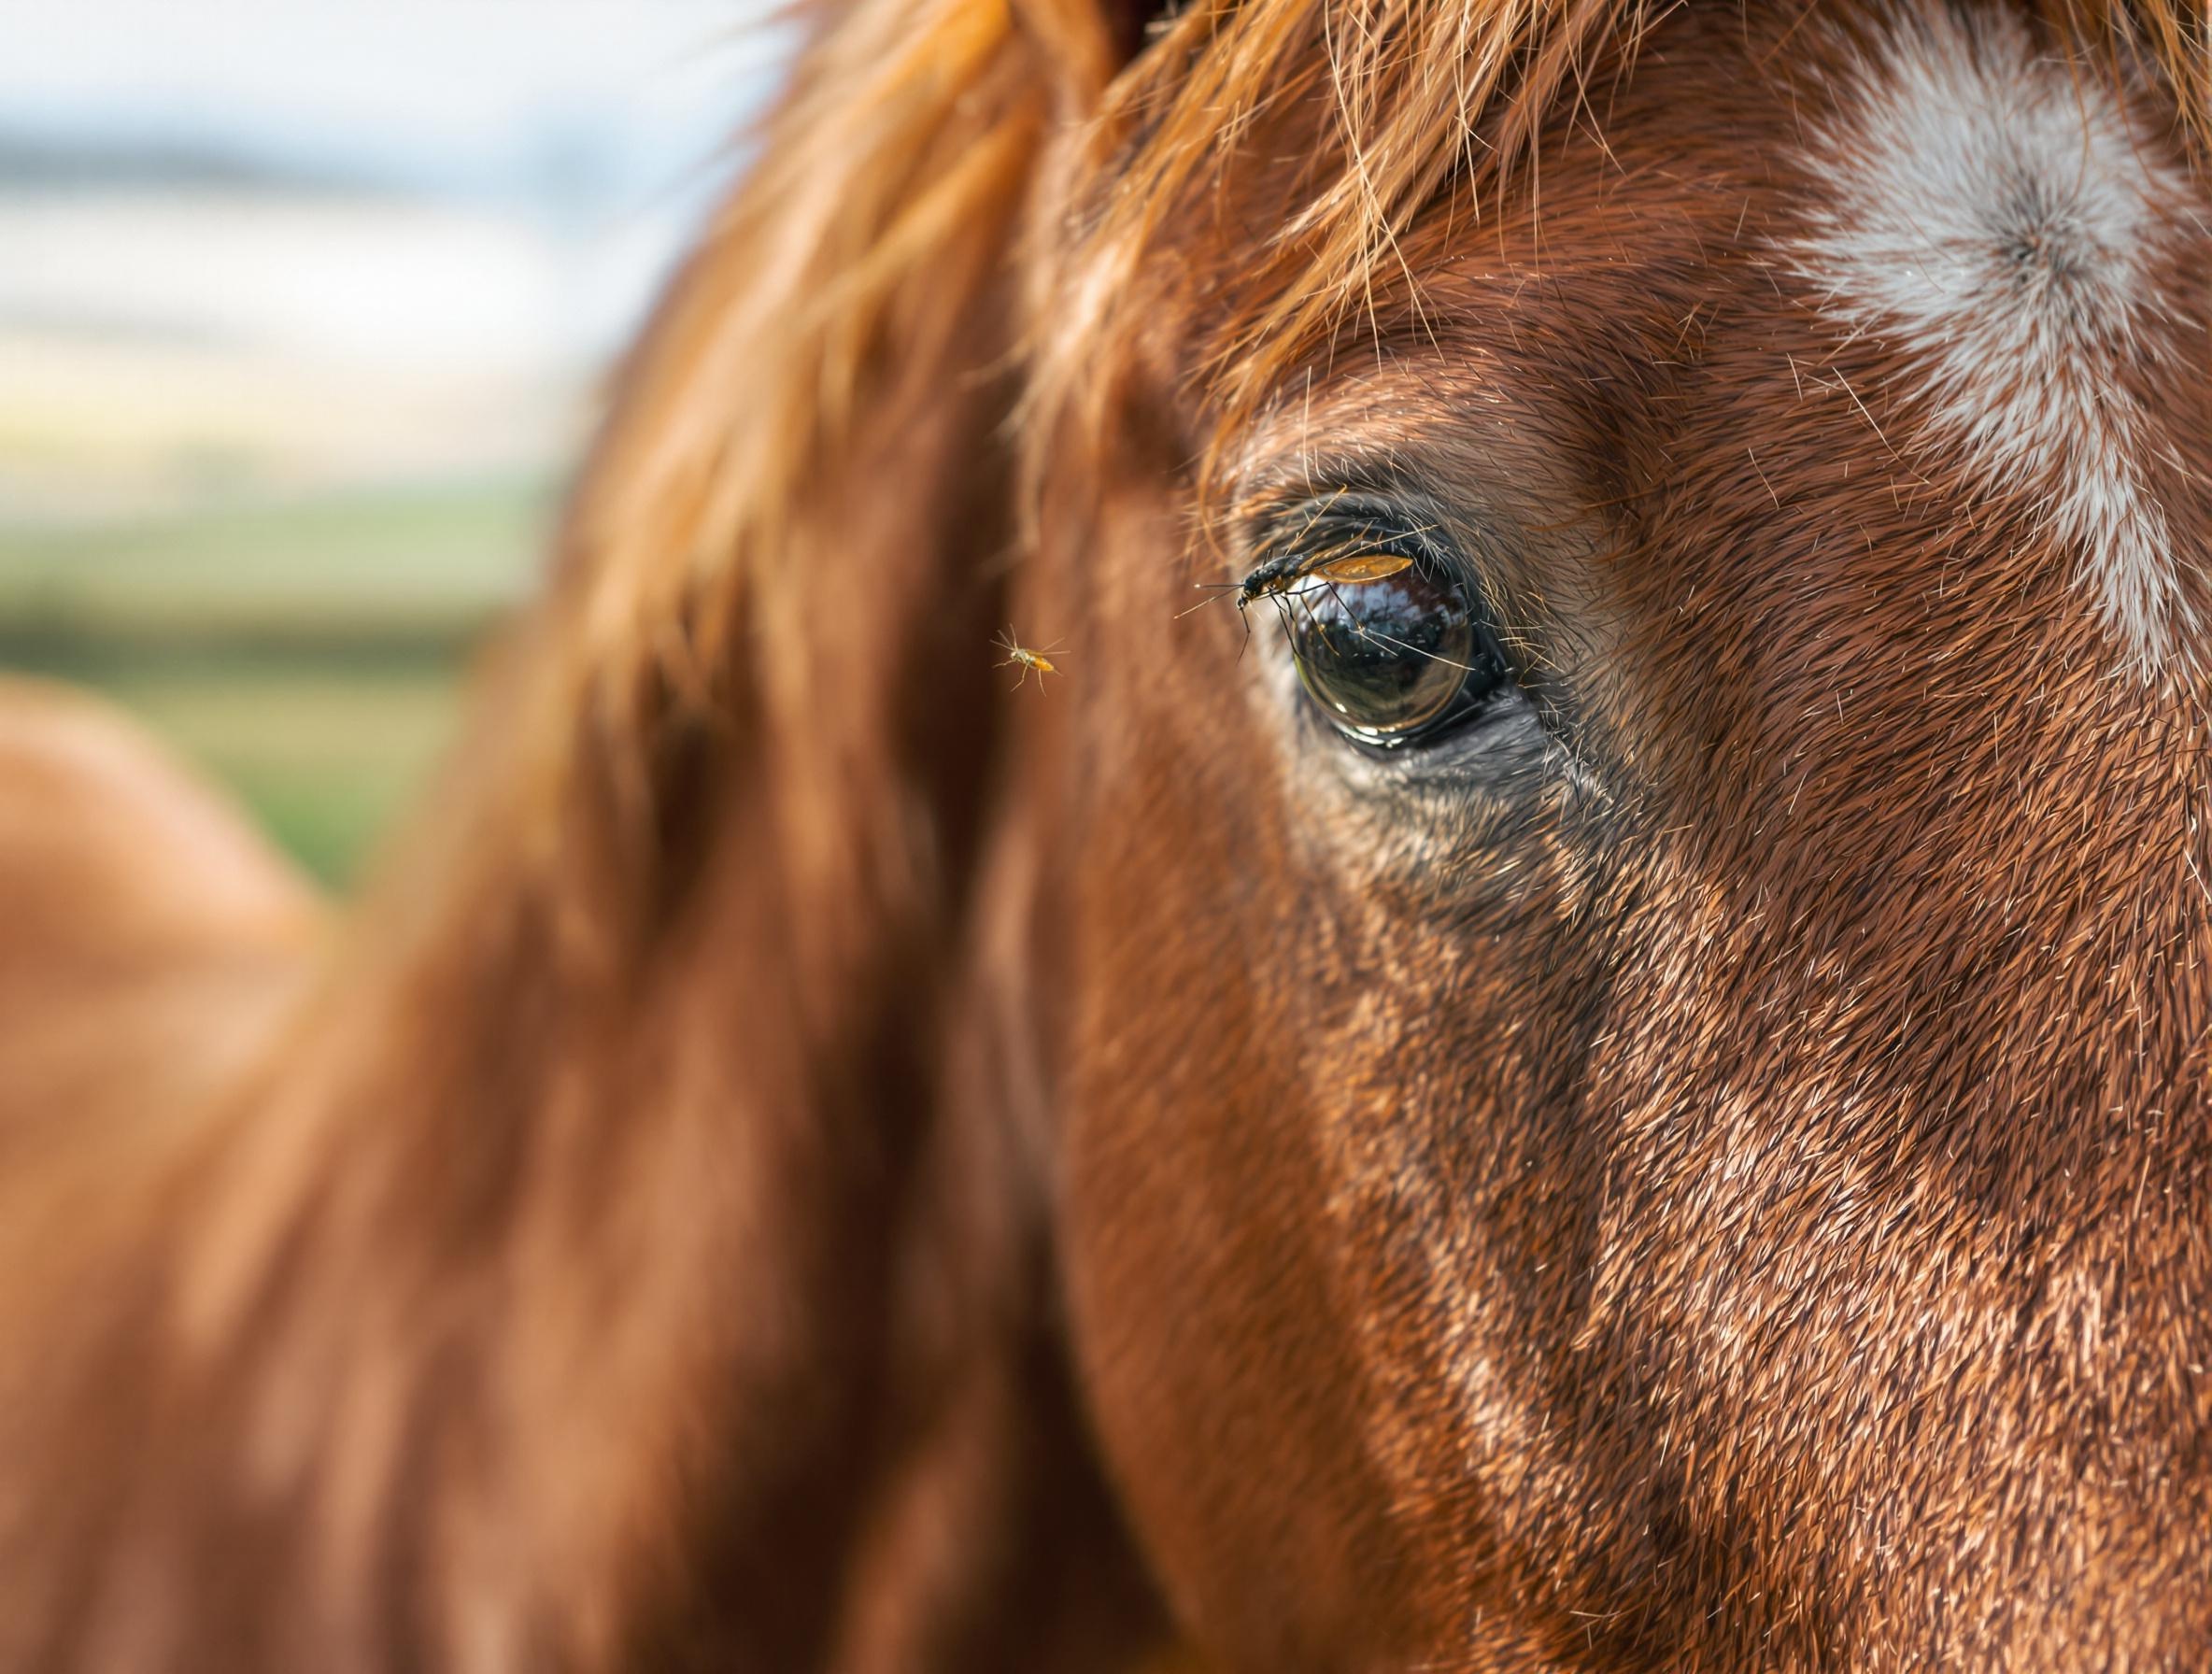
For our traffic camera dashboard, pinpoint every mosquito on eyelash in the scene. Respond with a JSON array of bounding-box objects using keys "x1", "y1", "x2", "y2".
[
  {"x1": 1177, "y1": 507, "x2": 1439, "y2": 636},
  {"x1": 1175, "y1": 487, "x2": 1357, "y2": 625}
]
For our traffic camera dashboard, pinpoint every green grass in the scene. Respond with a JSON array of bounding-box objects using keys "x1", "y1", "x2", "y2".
[
  {"x1": 0, "y1": 477, "x2": 545, "y2": 886},
  {"x1": 88, "y1": 660, "x2": 464, "y2": 885},
  {"x1": 0, "y1": 477, "x2": 544, "y2": 639}
]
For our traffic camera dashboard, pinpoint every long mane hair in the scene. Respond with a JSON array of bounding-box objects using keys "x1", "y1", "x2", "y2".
[{"x1": 3, "y1": 0, "x2": 2208, "y2": 1665}]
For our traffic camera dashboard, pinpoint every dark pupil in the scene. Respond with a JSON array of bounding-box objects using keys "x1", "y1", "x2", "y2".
[{"x1": 1287, "y1": 559, "x2": 1496, "y2": 741}]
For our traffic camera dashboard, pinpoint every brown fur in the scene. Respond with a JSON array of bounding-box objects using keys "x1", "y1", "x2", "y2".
[{"x1": 2, "y1": 0, "x2": 2210, "y2": 1666}]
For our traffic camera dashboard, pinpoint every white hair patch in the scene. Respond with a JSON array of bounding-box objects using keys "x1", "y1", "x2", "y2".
[{"x1": 1791, "y1": 5, "x2": 2197, "y2": 672}]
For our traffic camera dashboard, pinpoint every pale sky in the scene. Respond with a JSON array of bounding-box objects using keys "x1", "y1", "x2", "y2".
[
  {"x1": 3, "y1": 0, "x2": 786, "y2": 204},
  {"x1": 0, "y1": 1, "x2": 798, "y2": 502}
]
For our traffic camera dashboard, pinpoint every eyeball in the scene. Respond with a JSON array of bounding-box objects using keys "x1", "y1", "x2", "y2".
[{"x1": 1286, "y1": 553, "x2": 1508, "y2": 745}]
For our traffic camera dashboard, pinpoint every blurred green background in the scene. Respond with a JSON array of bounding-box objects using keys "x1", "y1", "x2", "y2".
[
  {"x1": 0, "y1": 479, "x2": 547, "y2": 884},
  {"x1": 1, "y1": 2, "x2": 775, "y2": 888}
]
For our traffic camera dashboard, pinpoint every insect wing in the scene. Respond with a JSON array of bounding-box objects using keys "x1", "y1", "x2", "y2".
[{"x1": 1312, "y1": 549, "x2": 1415, "y2": 585}]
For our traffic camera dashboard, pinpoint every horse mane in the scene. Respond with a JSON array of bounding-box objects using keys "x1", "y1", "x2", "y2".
[
  {"x1": 3, "y1": 0, "x2": 2208, "y2": 1664},
  {"x1": 2, "y1": 0, "x2": 1106, "y2": 1662}
]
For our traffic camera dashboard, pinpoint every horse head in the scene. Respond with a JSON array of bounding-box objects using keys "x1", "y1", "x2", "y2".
[{"x1": 4, "y1": 0, "x2": 2211, "y2": 1667}]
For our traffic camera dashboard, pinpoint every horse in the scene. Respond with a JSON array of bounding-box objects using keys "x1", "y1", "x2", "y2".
[{"x1": 2, "y1": 0, "x2": 2210, "y2": 1664}]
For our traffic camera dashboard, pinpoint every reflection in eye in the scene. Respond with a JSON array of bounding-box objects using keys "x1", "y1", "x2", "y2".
[{"x1": 1243, "y1": 503, "x2": 1511, "y2": 747}]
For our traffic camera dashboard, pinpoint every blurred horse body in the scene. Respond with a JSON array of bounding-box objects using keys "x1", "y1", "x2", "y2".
[
  {"x1": 4, "y1": 0, "x2": 2212, "y2": 1668},
  {"x1": 0, "y1": 675, "x2": 316, "y2": 1147}
]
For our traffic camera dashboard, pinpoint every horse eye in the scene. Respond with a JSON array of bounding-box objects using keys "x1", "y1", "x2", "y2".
[{"x1": 1283, "y1": 549, "x2": 1510, "y2": 745}]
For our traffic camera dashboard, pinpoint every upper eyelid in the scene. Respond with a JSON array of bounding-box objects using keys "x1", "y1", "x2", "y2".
[
  {"x1": 1240, "y1": 493, "x2": 1446, "y2": 571},
  {"x1": 1227, "y1": 469, "x2": 1406, "y2": 543},
  {"x1": 1237, "y1": 499, "x2": 1478, "y2": 614},
  {"x1": 1291, "y1": 493, "x2": 1528, "y2": 628}
]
